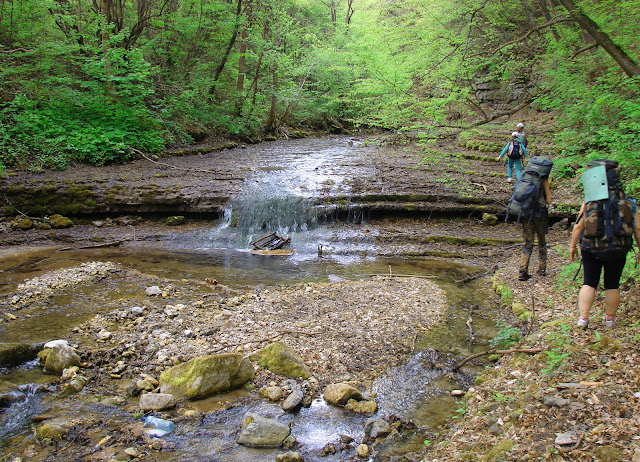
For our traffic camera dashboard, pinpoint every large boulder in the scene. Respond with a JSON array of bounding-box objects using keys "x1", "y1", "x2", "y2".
[
  {"x1": 323, "y1": 383, "x2": 363, "y2": 406},
  {"x1": 38, "y1": 340, "x2": 81, "y2": 375},
  {"x1": 237, "y1": 412, "x2": 290, "y2": 448},
  {"x1": 250, "y1": 342, "x2": 310, "y2": 379},
  {"x1": 159, "y1": 353, "x2": 254, "y2": 400},
  {"x1": 0, "y1": 342, "x2": 43, "y2": 368}
]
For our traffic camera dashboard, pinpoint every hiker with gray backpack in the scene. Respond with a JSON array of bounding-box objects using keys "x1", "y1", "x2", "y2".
[
  {"x1": 569, "y1": 159, "x2": 640, "y2": 329},
  {"x1": 505, "y1": 156, "x2": 553, "y2": 281}
]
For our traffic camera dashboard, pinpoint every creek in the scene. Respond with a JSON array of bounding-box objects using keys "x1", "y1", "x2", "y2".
[{"x1": 0, "y1": 137, "x2": 498, "y2": 461}]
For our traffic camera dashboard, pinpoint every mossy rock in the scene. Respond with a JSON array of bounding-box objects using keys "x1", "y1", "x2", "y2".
[
  {"x1": 481, "y1": 213, "x2": 498, "y2": 225},
  {"x1": 13, "y1": 217, "x2": 33, "y2": 230},
  {"x1": 250, "y1": 342, "x2": 310, "y2": 379},
  {"x1": 480, "y1": 438, "x2": 515, "y2": 460},
  {"x1": 159, "y1": 353, "x2": 255, "y2": 400},
  {"x1": 49, "y1": 214, "x2": 73, "y2": 229},
  {"x1": 0, "y1": 343, "x2": 42, "y2": 368},
  {"x1": 166, "y1": 216, "x2": 186, "y2": 226}
]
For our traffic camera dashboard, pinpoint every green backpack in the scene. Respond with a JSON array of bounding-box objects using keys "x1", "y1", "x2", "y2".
[{"x1": 579, "y1": 159, "x2": 635, "y2": 255}]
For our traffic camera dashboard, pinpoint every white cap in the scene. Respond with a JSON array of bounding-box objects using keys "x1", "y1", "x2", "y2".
[
  {"x1": 517, "y1": 122, "x2": 524, "y2": 128},
  {"x1": 511, "y1": 131, "x2": 519, "y2": 137}
]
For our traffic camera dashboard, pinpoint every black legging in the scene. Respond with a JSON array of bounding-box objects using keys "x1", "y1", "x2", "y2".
[{"x1": 582, "y1": 251, "x2": 627, "y2": 290}]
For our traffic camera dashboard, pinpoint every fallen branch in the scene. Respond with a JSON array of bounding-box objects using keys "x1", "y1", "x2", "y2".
[
  {"x1": 557, "y1": 432, "x2": 584, "y2": 453},
  {"x1": 210, "y1": 330, "x2": 323, "y2": 353},
  {"x1": 471, "y1": 182, "x2": 488, "y2": 193},
  {"x1": 57, "y1": 240, "x2": 128, "y2": 251},
  {"x1": 366, "y1": 274, "x2": 437, "y2": 279},
  {"x1": 451, "y1": 347, "x2": 542, "y2": 372},
  {"x1": 455, "y1": 265, "x2": 498, "y2": 285}
]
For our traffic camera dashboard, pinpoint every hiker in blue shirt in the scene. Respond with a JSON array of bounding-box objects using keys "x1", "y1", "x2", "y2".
[{"x1": 496, "y1": 132, "x2": 527, "y2": 182}]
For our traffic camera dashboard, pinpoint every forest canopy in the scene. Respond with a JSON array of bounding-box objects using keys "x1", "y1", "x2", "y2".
[{"x1": 1, "y1": 0, "x2": 639, "y2": 190}]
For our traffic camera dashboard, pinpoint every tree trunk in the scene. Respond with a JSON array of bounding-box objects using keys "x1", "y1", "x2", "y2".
[
  {"x1": 264, "y1": 24, "x2": 279, "y2": 133},
  {"x1": 538, "y1": 0, "x2": 562, "y2": 42},
  {"x1": 209, "y1": 0, "x2": 243, "y2": 96},
  {"x1": 557, "y1": 0, "x2": 640, "y2": 77},
  {"x1": 235, "y1": 27, "x2": 248, "y2": 114},
  {"x1": 100, "y1": 0, "x2": 115, "y2": 97}
]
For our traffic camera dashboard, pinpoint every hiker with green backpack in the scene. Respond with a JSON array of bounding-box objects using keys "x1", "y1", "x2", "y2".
[
  {"x1": 569, "y1": 159, "x2": 640, "y2": 329},
  {"x1": 505, "y1": 156, "x2": 553, "y2": 281},
  {"x1": 496, "y1": 131, "x2": 527, "y2": 182}
]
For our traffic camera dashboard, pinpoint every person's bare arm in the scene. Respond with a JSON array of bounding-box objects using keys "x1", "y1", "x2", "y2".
[
  {"x1": 570, "y1": 203, "x2": 586, "y2": 262},
  {"x1": 543, "y1": 179, "x2": 551, "y2": 205}
]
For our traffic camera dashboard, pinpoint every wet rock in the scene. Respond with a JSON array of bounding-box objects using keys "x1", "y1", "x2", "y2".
[
  {"x1": 61, "y1": 366, "x2": 80, "y2": 380},
  {"x1": 139, "y1": 393, "x2": 177, "y2": 411},
  {"x1": 345, "y1": 399, "x2": 377, "y2": 414},
  {"x1": 159, "y1": 353, "x2": 255, "y2": 400},
  {"x1": 124, "y1": 447, "x2": 141, "y2": 458},
  {"x1": 35, "y1": 419, "x2": 67, "y2": 441},
  {"x1": 339, "y1": 434, "x2": 354, "y2": 443},
  {"x1": 282, "y1": 389, "x2": 304, "y2": 412},
  {"x1": 236, "y1": 412, "x2": 290, "y2": 448},
  {"x1": 59, "y1": 375, "x2": 88, "y2": 395},
  {"x1": 322, "y1": 444, "x2": 336, "y2": 455},
  {"x1": 48, "y1": 214, "x2": 73, "y2": 229},
  {"x1": 357, "y1": 443, "x2": 370, "y2": 458},
  {"x1": 276, "y1": 451, "x2": 303, "y2": 462},
  {"x1": 0, "y1": 342, "x2": 43, "y2": 368},
  {"x1": 250, "y1": 342, "x2": 310, "y2": 379},
  {"x1": 323, "y1": 383, "x2": 363, "y2": 406},
  {"x1": 38, "y1": 340, "x2": 81, "y2": 375},
  {"x1": 282, "y1": 435, "x2": 297, "y2": 449},
  {"x1": 260, "y1": 386, "x2": 284, "y2": 401},
  {"x1": 364, "y1": 418, "x2": 391, "y2": 439},
  {"x1": 595, "y1": 445, "x2": 624, "y2": 462},
  {"x1": 451, "y1": 389, "x2": 464, "y2": 397}
]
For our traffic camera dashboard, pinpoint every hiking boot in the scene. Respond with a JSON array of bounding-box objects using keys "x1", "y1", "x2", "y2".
[
  {"x1": 604, "y1": 315, "x2": 616, "y2": 328},
  {"x1": 518, "y1": 272, "x2": 531, "y2": 281},
  {"x1": 507, "y1": 177, "x2": 513, "y2": 183},
  {"x1": 537, "y1": 268, "x2": 546, "y2": 277},
  {"x1": 577, "y1": 318, "x2": 589, "y2": 329}
]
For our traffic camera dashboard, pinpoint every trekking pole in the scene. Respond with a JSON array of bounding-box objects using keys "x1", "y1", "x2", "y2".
[{"x1": 572, "y1": 257, "x2": 583, "y2": 282}]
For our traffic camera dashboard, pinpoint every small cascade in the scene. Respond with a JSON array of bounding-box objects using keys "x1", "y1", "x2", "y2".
[
  {"x1": 228, "y1": 195, "x2": 319, "y2": 235},
  {"x1": 0, "y1": 383, "x2": 44, "y2": 442}
]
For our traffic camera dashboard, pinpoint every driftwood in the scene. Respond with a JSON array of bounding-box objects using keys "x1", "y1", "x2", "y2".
[
  {"x1": 367, "y1": 274, "x2": 437, "y2": 279},
  {"x1": 451, "y1": 347, "x2": 542, "y2": 372},
  {"x1": 57, "y1": 240, "x2": 127, "y2": 252}
]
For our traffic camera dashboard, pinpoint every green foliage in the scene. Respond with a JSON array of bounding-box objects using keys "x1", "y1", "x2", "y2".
[{"x1": 489, "y1": 321, "x2": 521, "y2": 349}]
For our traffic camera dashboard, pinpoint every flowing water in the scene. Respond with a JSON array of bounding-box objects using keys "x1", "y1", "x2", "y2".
[{"x1": 0, "y1": 136, "x2": 499, "y2": 460}]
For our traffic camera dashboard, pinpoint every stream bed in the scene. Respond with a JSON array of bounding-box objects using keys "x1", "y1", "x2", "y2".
[{"x1": 0, "y1": 137, "x2": 500, "y2": 461}]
